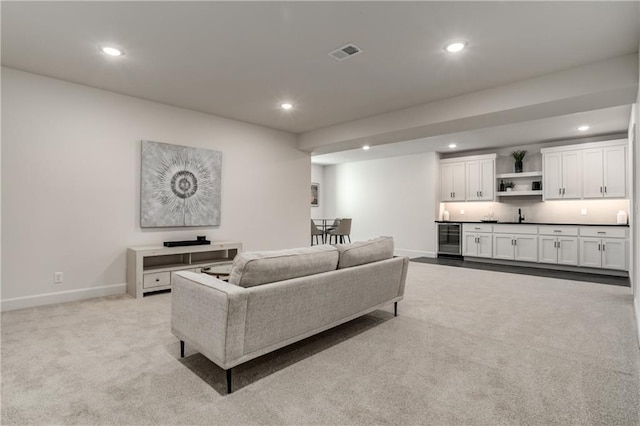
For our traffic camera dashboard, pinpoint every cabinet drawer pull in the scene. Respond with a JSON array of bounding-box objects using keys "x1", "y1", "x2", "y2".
[
  {"x1": 553, "y1": 230, "x2": 561, "y2": 233},
  {"x1": 597, "y1": 231, "x2": 606, "y2": 234},
  {"x1": 155, "y1": 278, "x2": 160, "y2": 282},
  {"x1": 474, "y1": 227, "x2": 481, "y2": 230}
]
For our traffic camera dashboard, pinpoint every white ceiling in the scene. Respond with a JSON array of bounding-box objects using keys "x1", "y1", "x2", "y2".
[
  {"x1": 312, "y1": 105, "x2": 633, "y2": 165},
  {"x1": 2, "y1": 1, "x2": 638, "y2": 137}
]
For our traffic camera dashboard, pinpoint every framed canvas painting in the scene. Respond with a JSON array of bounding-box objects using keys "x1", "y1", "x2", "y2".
[
  {"x1": 141, "y1": 140, "x2": 222, "y2": 227},
  {"x1": 311, "y1": 182, "x2": 319, "y2": 207}
]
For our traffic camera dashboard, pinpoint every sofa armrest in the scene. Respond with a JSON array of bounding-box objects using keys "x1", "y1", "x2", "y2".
[{"x1": 171, "y1": 271, "x2": 249, "y2": 369}]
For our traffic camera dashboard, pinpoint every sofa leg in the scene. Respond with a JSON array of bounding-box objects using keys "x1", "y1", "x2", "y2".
[
  {"x1": 226, "y1": 369, "x2": 233, "y2": 394},
  {"x1": 394, "y1": 302, "x2": 398, "y2": 317},
  {"x1": 180, "y1": 340, "x2": 185, "y2": 358}
]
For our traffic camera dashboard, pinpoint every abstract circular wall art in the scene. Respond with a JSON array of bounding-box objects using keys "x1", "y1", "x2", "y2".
[{"x1": 141, "y1": 140, "x2": 222, "y2": 227}]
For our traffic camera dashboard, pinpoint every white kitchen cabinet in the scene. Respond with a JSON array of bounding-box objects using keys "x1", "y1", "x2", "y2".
[
  {"x1": 578, "y1": 227, "x2": 627, "y2": 270},
  {"x1": 466, "y1": 159, "x2": 494, "y2": 201},
  {"x1": 492, "y1": 234, "x2": 537, "y2": 261},
  {"x1": 463, "y1": 224, "x2": 492, "y2": 258},
  {"x1": 582, "y1": 145, "x2": 626, "y2": 199},
  {"x1": 441, "y1": 154, "x2": 495, "y2": 202},
  {"x1": 543, "y1": 150, "x2": 582, "y2": 199},
  {"x1": 537, "y1": 226, "x2": 579, "y2": 266},
  {"x1": 492, "y1": 225, "x2": 538, "y2": 262},
  {"x1": 538, "y1": 236, "x2": 578, "y2": 266},
  {"x1": 441, "y1": 161, "x2": 466, "y2": 202}
]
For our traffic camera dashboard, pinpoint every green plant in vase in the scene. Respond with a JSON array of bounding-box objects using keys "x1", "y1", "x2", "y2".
[
  {"x1": 512, "y1": 150, "x2": 527, "y2": 173},
  {"x1": 504, "y1": 181, "x2": 515, "y2": 192}
]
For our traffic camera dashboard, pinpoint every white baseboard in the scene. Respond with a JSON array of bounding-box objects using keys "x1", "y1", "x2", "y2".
[
  {"x1": 1, "y1": 283, "x2": 127, "y2": 312},
  {"x1": 395, "y1": 249, "x2": 436, "y2": 259}
]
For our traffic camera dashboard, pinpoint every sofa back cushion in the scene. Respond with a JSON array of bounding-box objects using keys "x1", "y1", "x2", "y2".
[
  {"x1": 229, "y1": 245, "x2": 339, "y2": 288},
  {"x1": 334, "y1": 236, "x2": 394, "y2": 269}
]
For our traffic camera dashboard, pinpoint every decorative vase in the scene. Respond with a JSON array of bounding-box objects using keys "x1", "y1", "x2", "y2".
[
  {"x1": 514, "y1": 160, "x2": 523, "y2": 173},
  {"x1": 506, "y1": 187, "x2": 513, "y2": 192}
]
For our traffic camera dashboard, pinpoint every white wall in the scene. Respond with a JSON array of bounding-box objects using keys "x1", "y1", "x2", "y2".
[
  {"x1": 1, "y1": 68, "x2": 309, "y2": 309},
  {"x1": 311, "y1": 164, "x2": 325, "y2": 219},
  {"x1": 323, "y1": 152, "x2": 439, "y2": 258}
]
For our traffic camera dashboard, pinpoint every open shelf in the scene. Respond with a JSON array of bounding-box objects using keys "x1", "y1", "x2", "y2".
[
  {"x1": 496, "y1": 171, "x2": 542, "y2": 179},
  {"x1": 497, "y1": 190, "x2": 543, "y2": 197}
]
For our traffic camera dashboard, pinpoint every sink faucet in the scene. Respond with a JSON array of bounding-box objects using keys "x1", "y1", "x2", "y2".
[{"x1": 518, "y1": 208, "x2": 525, "y2": 223}]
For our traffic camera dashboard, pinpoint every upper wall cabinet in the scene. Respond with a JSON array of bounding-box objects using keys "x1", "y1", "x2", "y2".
[
  {"x1": 441, "y1": 161, "x2": 466, "y2": 202},
  {"x1": 441, "y1": 154, "x2": 495, "y2": 202},
  {"x1": 466, "y1": 159, "x2": 495, "y2": 201},
  {"x1": 542, "y1": 150, "x2": 582, "y2": 199},
  {"x1": 582, "y1": 145, "x2": 626, "y2": 198},
  {"x1": 541, "y1": 139, "x2": 627, "y2": 201}
]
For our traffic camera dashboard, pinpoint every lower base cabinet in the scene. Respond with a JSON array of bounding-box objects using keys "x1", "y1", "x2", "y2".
[
  {"x1": 538, "y1": 236, "x2": 578, "y2": 266},
  {"x1": 579, "y1": 238, "x2": 626, "y2": 270},
  {"x1": 463, "y1": 232, "x2": 492, "y2": 257},
  {"x1": 493, "y1": 234, "x2": 537, "y2": 262}
]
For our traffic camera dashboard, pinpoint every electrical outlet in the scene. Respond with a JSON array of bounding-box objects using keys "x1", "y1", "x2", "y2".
[
  {"x1": 460, "y1": 209, "x2": 465, "y2": 215},
  {"x1": 54, "y1": 272, "x2": 64, "y2": 284},
  {"x1": 581, "y1": 208, "x2": 587, "y2": 216}
]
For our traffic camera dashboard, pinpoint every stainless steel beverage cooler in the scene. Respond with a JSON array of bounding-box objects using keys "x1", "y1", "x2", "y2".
[{"x1": 437, "y1": 222, "x2": 462, "y2": 257}]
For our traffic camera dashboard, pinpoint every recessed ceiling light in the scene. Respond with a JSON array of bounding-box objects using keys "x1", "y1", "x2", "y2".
[
  {"x1": 280, "y1": 103, "x2": 293, "y2": 110},
  {"x1": 362, "y1": 145, "x2": 370, "y2": 151},
  {"x1": 577, "y1": 125, "x2": 590, "y2": 131},
  {"x1": 448, "y1": 143, "x2": 457, "y2": 149},
  {"x1": 444, "y1": 41, "x2": 467, "y2": 53},
  {"x1": 99, "y1": 46, "x2": 124, "y2": 57}
]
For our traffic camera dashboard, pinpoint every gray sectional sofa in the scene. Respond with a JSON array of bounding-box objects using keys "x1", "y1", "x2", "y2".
[{"x1": 171, "y1": 236, "x2": 409, "y2": 393}]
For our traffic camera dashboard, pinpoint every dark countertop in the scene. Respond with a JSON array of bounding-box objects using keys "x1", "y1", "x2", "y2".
[{"x1": 435, "y1": 220, "x2": 629, "y2": 227}]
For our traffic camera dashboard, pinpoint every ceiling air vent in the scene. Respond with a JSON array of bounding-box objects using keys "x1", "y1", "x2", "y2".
[{"x1": 329, "y1": 44, "x2": 363, "y2": 61}]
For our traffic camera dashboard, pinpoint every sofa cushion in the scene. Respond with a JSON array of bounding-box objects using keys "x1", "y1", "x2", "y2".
[
  {"x1": 334, "y1": 236, "x2": 394, "y2": 269},
  {"x1": 228, "y1": 245, "x2": 339, "y2": 288}
]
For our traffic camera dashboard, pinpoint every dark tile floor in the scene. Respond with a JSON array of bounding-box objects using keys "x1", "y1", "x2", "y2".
[{"x1": 411, "y1": 257, "x2": 630, "y2": 287}]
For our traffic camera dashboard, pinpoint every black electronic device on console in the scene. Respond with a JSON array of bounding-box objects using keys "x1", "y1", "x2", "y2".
[{"x1": 163, "y1": 236, "x2": 211, "y2": 247}]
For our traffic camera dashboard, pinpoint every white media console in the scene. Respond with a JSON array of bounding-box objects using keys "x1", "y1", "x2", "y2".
[{"x1": 126, "y1": 241, "x2": 242, "y2": 299}]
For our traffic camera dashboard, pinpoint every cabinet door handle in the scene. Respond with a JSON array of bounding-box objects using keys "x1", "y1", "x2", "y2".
[
  {"x1": 453, "y1": 192, "x2": 455, "y2": 198},
  {"x1": 479, "y1": 191, "x2": 482, "y2": 197},
  {"x1": 604, "y1": 186, "x2": 607, "y2": 193},
  {"x1": 553, "y1": 241, "x2": 557, "y2": 248},
  {"x1": 598, "y1": 244, "x2": 601, "y2": 251},
  {"x1": 602, "y1": 243, "x2": 605, "y2": 251},
  {"x1": 155, "y1": 278, "x2": 160, "y2": 282},
  {"x1": 562, "y1": 188, "x2": 566, "y2": 195},
  {"x1": 557, "y1": 241, "x2": 560, "y2": 248},
  {"x1": 558, "y1": 188, "x2": 562, "y2": 195}
]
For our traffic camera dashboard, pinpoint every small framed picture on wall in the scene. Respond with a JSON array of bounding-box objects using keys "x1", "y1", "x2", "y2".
[{"x1": 311, "y1": 183, "x2": 319, "y2": 207}]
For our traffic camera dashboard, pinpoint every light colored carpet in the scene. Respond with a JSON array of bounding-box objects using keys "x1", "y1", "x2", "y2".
[{"x1": 2, "y1": 262, "x2": 639, "y2": 425}]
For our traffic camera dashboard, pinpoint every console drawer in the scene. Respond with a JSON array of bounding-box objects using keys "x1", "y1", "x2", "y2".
[{"x1": 143, "y1": 271, "x2": 171, "y2": 289}]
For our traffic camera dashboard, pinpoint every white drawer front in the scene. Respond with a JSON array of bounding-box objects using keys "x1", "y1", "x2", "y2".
[
  {"x1": 493, "y1": 224, "x2": 538, "y2": 235},
  {"x1": 143, "y1": 271, "x2": 171, "y2": 289},
  {"x1": 579, "y1": 227, "x2": 627, "y2": 238},
  {"x1": 463, "y1": 224, "x2": 493, "y2": 233},
  {"x1": 538, "y1": 226, "x2": 579, "y2": 236}
]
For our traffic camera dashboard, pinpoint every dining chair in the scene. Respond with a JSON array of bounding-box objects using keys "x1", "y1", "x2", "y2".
[
  {"x1": 311, "y1": 219, "x2": 324, "y2": 245},
  {"x1": 327, "y1": 218, "x2": 352, "y2": 244},
  {"x1": 323, "y1": 218, "x2": 340, "y2": 239}
]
